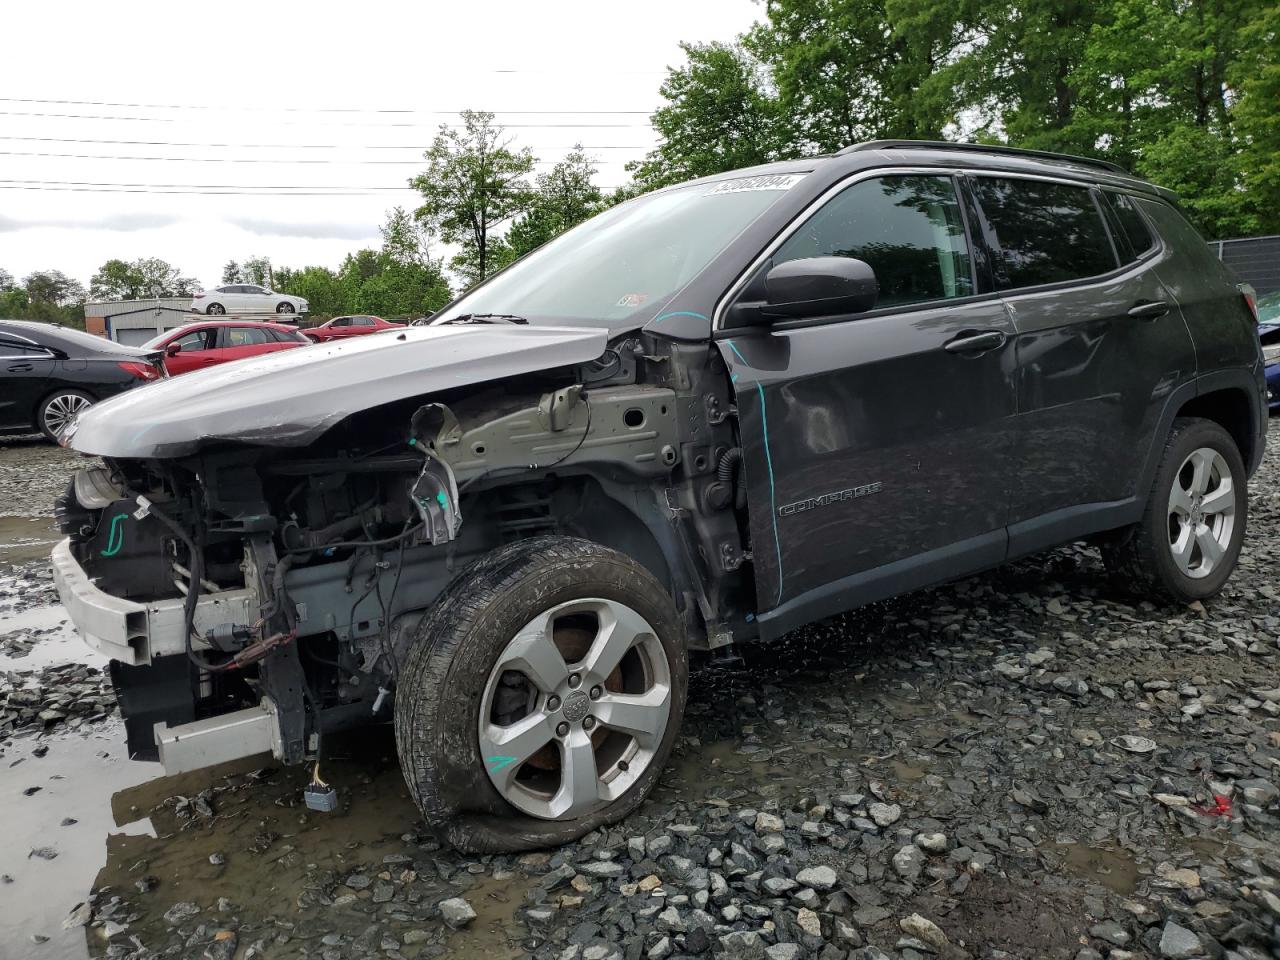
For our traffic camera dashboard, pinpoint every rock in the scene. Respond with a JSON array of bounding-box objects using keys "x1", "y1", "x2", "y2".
[
  {"x1": 869, "y1": 802, "x2": 901, "y2": 827},
  {"x1": 766, "y1": 945, "x2": 803, "y2": 960},
  {"x1": 900, "y1": 914, "x2": 948, "y2": 948},
  {"x1": 438, "y1": 897, "x2": 477, "y2": 929},
  {"x1": 203, "y1": 930, "x2": 238, "y2": 960},
  {"x1": 62, "y1": 902, "x2": 91, "y2": 929},
  {"x1": 163, "y1": 901, "x2": 200, "y2": 925},
  {"x1": 208, "y1": 852, "x2": 226, "y2": 866},
  {"x1": 892, "y1": 844, "x2": 926, "y2": 881},
  {"x1": 797, "y1": 865, "x2": 838, "y2": 891},
  {"x1": 647, "y1": 937, "x2": 672, "y2": 960},
  {"x1": 755, "y1": 811, "x2": 784, "y2": 834},
  {"x1": 1088, "y1": 921, "x2": 1130, "y2": 947},
  {"x1": 915, "y1": 832, "x2": 948, "y2": 853},
  {"x1": 1111, "y1": 735, "x2": 1157, "y2": 754},
  {"x1": 719, "y1": 930, "x2": 767, "y2": 959},
  {"x1": 1158, "y1": 921, "x2": 1201, "y2": 959},
  {"x1": 578, "y1": 860, "x2": 624, "y2": 878},
  {"x1": 796, "y1": 908, "x2": 822, "y2": 937},
  {"x1": 1236, "y1": 778, "x2": 1277, "y2": 805}
]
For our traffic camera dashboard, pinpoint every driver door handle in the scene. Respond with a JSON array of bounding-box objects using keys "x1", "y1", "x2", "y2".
[
  {"x1": 7, "y1": 362, "x2": 33, "y2": 372},
  {"x1": 944, "y1": 330, "x2": 1007, "y2": 355},
  {"x1": 1127, "y1": 300, "x2": 1169, "y2": 321}
]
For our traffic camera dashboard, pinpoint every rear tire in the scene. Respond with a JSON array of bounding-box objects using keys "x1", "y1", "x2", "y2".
[
  {"x1": 206, "y1": 303, "x2": 225, "y2": 316},
  {"x1": 38, "y1": 389, "x2": 94, "y2": 442},
  {"x1": 1102, "y1": 417, "x2": 1247, "y2": 602},
  {"x1": 394, "y1": 535, "x2": 687, "y2": 854}
]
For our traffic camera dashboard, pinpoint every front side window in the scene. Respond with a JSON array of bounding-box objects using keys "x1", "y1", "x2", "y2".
[
  {"x1": 772, "y1": 175, "x2": 975, "y2": 309},
  {"x1": 174, "y1": 329, "x2": 212, "y2": 352},
  {"x1": 973, "y1": 177, "x2": 1117, "y2": 288}
]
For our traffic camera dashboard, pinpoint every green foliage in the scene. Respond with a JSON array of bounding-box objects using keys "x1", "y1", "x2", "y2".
[
  {"x1": 89, "y1": 257, "x2": 198, "y2": 301},
  {"x1": 0, "y1": 268, "x2": 14, "y2": 293},
  {"x1": 628, "y1": 42, "x2": 787, "y2": 191},
  {"x1": 221, "y1": 261, "x2": 243, "y2": 284},
  {"x1": 492, "y1": 148, "x2": 605, "y2": 268},
  {"x1": 410, "y1": 110, "x2": 535, "y2": 286},
  {"x1": 632, "y1": 0, "x2": 1278, "y2": 239},
  {"x1": 0, "y1": 270, "x2": 86, "y2": 327}
]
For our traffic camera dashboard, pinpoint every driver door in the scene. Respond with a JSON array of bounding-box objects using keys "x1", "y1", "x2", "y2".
[{"x1": 720, "y1": 173, "x2": 1018, "y2": 636}]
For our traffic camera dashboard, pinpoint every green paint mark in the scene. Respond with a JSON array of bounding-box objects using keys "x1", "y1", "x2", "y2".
[
  {"x1": 436, "y1": 491, "x2": 448, "y2": 508},
  {"x1": 487, "y1": 755, "x2": 518, "y2": 771},
  {"x1": 101, "y1": 514, "x2": 125, "y2": 557},
  {"x1": 408, "y1": 438, "x2": 417, "y2": 446}
]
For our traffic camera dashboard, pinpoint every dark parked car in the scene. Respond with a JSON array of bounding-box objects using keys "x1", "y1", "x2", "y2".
[
  {"x1": 1254, "y1": 290, "x2": 1280, "y2": 411},
  {"x1": 142, "y1": 320, "x2": 310, "y2": 376},
  {"x1": 50, "y1": 141, "x2": 1266, "y2": 852},
  {"x1": 0, "y1": 320, "x2": 163, "y2": 441}
]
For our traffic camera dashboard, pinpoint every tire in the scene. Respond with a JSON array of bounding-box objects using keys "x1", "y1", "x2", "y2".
[
  {"x1": 38, "y1": 389, "x2": 94, "y2": 442},
  {"x1": 276, "y1": 302, "x2": 295, "y2": 314},
  {"x1": 1102, "y1": 417, "x2": 1247, "y2": 602},
  {"x1": 394, "y1": 535, "x2": 687, "y2": 854},
  {"x1": 206, "y1": 302, "x2": 225, "y2": 316}
]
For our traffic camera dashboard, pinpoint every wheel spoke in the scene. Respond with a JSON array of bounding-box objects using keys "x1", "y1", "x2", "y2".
[
  {"x1": 478, "y1": 713, "x2": 555, "y2": 790},
  {"x1": 550, "y1": 729, "x2": 600, "y2": 818},
  {"x1": 580, "y1": 602, "x2": 652, "y2": 685},
  {"x1": 1200, "y1": 477, "x2": 1234, "y2": 517},
  {"x1": 1168, "y1": 482, "x2": 1194, "y2": 518},
  {"x1": 497, "y1": 614, "x2": 569, "y2": 694},
  {"x1": 1188, "y1": 449, "x2": 1214, "y2": 495},
  {"x1": 1195, "y1": 526, "x2": 1224, "y2": 570},
  {"x1": 1171, "y1": 524, "x2": 1195, "y2": 573},
  {"x1": 594, "y1": 686, "x2": 670, "y2": 749}
]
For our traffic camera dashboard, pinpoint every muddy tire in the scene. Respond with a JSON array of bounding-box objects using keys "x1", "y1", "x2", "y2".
[
  {"x1": 1102, "y1": 417, "x2": 1247, "y2": 602},
  {"x1": 394, "y1": 535, "x2": 687, "y2": 854}
]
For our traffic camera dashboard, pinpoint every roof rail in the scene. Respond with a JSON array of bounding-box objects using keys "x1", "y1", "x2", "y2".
[{"x1": 837, "y1": 140, "x2": 1129, "y2": 175}]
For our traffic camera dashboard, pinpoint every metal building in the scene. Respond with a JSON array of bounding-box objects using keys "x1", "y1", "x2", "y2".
[{"x1": 84, "y1": 298, "x2": 196, "y2": 345}]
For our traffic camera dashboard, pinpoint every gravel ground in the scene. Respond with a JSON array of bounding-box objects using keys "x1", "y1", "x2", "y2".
[{"x1": 0, "y1": 425, "x2": 1277, "y2": 960}]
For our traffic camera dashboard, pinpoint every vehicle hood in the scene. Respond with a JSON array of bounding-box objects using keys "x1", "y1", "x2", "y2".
[{"x1": 65, "y1": 323, "x2": 610, "y2": 458}]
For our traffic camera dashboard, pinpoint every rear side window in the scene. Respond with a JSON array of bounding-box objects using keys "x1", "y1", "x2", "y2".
[
  {"x1": 973, "y1": 177, "x2": 1117, "y2": 289},
  {"x1": 1101, "y1": 191, "x2": 1156, "y2": 262},
  {"x1": 773, "y1": 174, "x2": 975, "y2": 308},
  {"x1": 353, "y1": 316, "x2": 376, "y2": 326}
]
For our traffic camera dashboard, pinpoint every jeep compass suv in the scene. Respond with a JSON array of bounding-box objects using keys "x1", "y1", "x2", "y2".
[{"x1": 51, "y1": 141, "x2": 1267, "y2": 852}]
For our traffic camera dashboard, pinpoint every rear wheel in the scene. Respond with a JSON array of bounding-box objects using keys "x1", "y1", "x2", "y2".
[
  {"x1": 394, "y1": 536, "x2": 687, "y2": 853},
  {"x1": 38, "y1": 389, "x2": 94, "y2": 442},
  {"x1": 276, "y1": 302, "x2": 295, "y2": 314},
  {"x1": 1102, "y1": 417, "x2": 1247, "y2": 602},
  {"x1": 206, "y1": 302, "x2": 225, "y2": 316}
]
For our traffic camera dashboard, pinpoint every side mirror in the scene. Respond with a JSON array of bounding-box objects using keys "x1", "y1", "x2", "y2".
[
  {"x1": 165, "y1": 343, "x2": 182, "y2": 357},
  {"x1": 762, "y1": 256, "x2": 878, "y2": 319}
]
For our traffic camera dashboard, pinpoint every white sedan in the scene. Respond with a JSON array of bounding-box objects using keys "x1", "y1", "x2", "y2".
[{"x1": 190, "y1": 284, "x2": 308, "y2": 316}]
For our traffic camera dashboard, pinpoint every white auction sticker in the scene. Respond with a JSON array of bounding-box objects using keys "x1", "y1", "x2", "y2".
[{"x1": 706, "y1": 173, "x2": 806, "y2": 194}]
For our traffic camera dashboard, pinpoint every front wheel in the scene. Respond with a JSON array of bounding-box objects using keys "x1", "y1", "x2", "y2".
[
  {"x1": 276, "y1": 302, "x2": 295, "y2": 314},
  {"x1": 1102, "y1": 417, "x2": 1247, "y2": 602},
  {"x1": 394, "y1": 536, "x2": 687, "y2": 853}
]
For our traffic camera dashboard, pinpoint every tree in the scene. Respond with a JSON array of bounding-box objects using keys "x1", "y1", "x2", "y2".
[
  {"x1": 0, "y1": 268, "x2": 14, "y2": 293},
  {"x1": 496, "y1": 148, "x2": 604, "y2": 266},
  {"x1": 410, "y1": 110, "x2": 535, "y2": 286},
  {"x1": 24, "y1": 270, "x2": 85, "y2": 306},
  {"x1": 221, "y1": 261, "x2": 243, "y2": 284},
  {"x1": 89, "y1": 257, "x2": 197, "y2": 301},
  {"x1": 628, "y1": 42, "x2": 786, "y2": 191},
  {"x1": 240, "y1": 256, "x2": 274, "y2": 287}
]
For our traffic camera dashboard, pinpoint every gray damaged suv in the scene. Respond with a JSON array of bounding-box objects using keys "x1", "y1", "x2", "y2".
[{"x1": 52, "y1": 141, "x2": 1267, "y2": 851}]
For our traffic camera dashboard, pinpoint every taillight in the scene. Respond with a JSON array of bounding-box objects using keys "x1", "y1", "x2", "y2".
[
  {"x1": 1240, "y1": 283, "x2": 1258, "y2": 323},
  {"x1": 118, "y1": 361, "x2": 161, "y2": 381}
]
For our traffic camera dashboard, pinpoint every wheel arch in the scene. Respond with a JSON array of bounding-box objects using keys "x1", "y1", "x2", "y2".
[{"x1": 1175, "y1": 385, "x2": 1259, "y2": 476}]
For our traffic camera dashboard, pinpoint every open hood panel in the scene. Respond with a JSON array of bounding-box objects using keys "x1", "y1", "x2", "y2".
[{"x1": 65, "y1": 324, "x2": 610, "y2": 458}]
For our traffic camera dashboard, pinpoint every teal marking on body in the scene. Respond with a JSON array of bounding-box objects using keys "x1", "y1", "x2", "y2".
[
  {"x1": 487, "y1": 755, "x2": 518, "y2": 771},
  {"x1": 436, "y1": 491, "x2": 448, "y2": 508},
  {"x1": 101, "y1": 514, "x2": 125, "y2": 557},
  {"x1": 724, "y1": 339, "x2": 784, "y2": 606},
  {"x1": 652, "y1": 310, "x2": 709, "y2": 324}
]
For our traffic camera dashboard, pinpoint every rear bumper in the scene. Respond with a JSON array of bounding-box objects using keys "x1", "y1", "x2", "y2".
[{"x1": 51, "y1": 537, "x2": 257, "y2": 665}]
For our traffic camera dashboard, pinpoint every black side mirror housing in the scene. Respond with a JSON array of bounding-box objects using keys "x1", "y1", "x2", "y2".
[{"x1": 762, "y1": 256, "x2": 878, "y2": 319}]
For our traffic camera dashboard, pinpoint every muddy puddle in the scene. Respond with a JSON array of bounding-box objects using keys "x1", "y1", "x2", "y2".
[
  {"x1": 0, "y1": 515, "x2": 59, "y2": 570},
  {"x1": 1050, "y1": 843, "x2": 1140, "y2": 895},
  {"x1": 0, "y1": 605, "x2": 97, "y2": 671}
]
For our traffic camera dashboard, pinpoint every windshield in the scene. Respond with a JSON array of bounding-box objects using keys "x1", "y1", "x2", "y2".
[
  {"x1": 140, "y1": 330, "x2": 177, "y2": 349},
  {"x1": 1257, "y1": 290, "x2": 1280, "y2": 325},
  {"x1": 433, "y1": 173, "x2": 808, "y2": 327}
]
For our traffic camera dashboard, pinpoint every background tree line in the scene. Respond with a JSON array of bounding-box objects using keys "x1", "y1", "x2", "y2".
[{"x1": 4, "y1": 0, "x2": 1276, "y2": 330}]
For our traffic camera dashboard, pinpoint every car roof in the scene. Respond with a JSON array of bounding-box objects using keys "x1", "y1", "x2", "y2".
[
  {"x1": 0, "y1": 319, "x2": 150, "y2": 355},
  {"x1": 174, "y1": 319, "x2": 298, "y2": 331},
  {"x1": 676, "y1": 139, "x2": 1169, "y2": 199}
]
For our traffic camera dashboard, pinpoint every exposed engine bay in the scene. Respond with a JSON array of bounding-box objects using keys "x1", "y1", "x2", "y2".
[{"x1": 54, "y1": 334, "x2": 754, "y2": 767}]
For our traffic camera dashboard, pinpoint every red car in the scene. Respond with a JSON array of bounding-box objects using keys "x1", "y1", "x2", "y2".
[
  {"x1": 303, "y1": 315, "x2": 404, "y2": 342},
  {"x1": 142, "y1": 321, "x2": 310, "y2": 376}
]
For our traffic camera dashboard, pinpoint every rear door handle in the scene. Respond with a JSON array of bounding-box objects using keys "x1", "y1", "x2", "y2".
[
  {"x1": 6, "y1": 363, "x2": 33, "y2": 372},
  {"x1": 1127, "y1": 300, "x2": 1169, "y2": 321},
  {"x1": 944, "y1": 330, "x2": 1007, "y2": 354}
]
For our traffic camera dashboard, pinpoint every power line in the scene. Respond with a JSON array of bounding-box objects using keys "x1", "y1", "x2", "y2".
[
  {"x1": 0, "y1": 110, "x2": 651, "y2": 128},
  {"x1": 0, "y1": 150, "x2": 632, "y2": 165},
  {"x1": 0, "y1": 178, "x2": 413, "y2": 192},
  {"x1": 0, "y1": 135, "x2": 651, "y2": 150},
  {"x1": 0, "y1": 97, "x2": 654, "y2": 115},
  {"x1": 0, "y1": 185, "x2": 394, "y2": 195}
]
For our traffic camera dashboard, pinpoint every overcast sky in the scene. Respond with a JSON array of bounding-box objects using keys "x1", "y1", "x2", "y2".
[{"x1": 0, "y1": 0, "x2": 761, "y2": 292}]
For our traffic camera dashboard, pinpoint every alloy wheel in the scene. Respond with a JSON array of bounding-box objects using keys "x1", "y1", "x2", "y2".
[
  {"x1": 478, "y1": 598, "x2": 672, "y2": 821},
  {"x1": 43, "y1": 393, "x2": 91, "y2": 436},
  {"x1": 1167, "y1": 446, "x2": 1236, "y2": 579}
]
